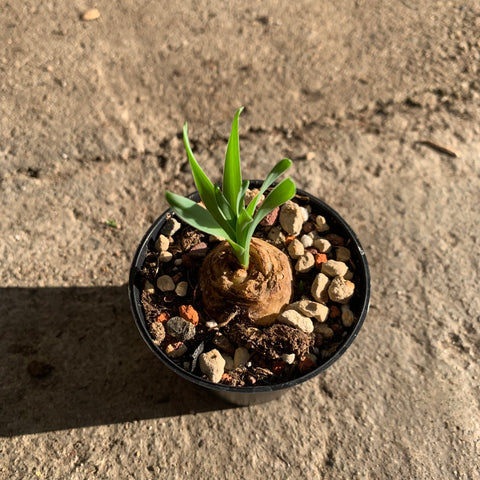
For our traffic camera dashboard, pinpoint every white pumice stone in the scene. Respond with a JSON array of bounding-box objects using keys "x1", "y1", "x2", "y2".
[
  {"x1": 294, "y1": 299, "x2": 329, "y2": 322},
  {"x1": 328, "y1": 276, "x2": 355, "y2": 304},
  {"x1": 313, "y1": 238, "x2": 332, "y2": 253},
  {"x1": 279, "y1": 200, "x2": 304, "y2": 235},
  {"x1": 157, "y1": 275, "x2": 175, "y2": 292},
  {"x1": 233, "y1": 347, "x2": 251, "y2": 368},
  {"x1": 300, "y1": 234, "x2": 314, "y2": 248},
  {"x1": 321, "y1": 260, "x2": 349, "y2": 278},
  {"x1": 315, "y1": 215, "x2": 330, "y2": 232},
  {"x1": 277, "y1": 309, "x2": 314, "y2": 334},
  {"x1": 175, "y1": 281, "x2": 188, "y2": 297},
  {"x1": 288, "y1": 238, "x2": 305, "y2": 259},
  {"x1": 295, "y1": 252, "x2": 315, "y2": 273},
  {"x1": 311, "y1": 273, "x2": 331, "y2": 304},
  {"x1": 300, "y1": 206, "x2": 309, "y2": 222},
  {"x1": 281, "y1": 353, "x2": 296, "y2": 364},
  {"x1": 199, "y1": 349, "x2": 225, "y2": 383},
  {"x1": 155, "y1": 234, "x2": 170, "y2": 252}
]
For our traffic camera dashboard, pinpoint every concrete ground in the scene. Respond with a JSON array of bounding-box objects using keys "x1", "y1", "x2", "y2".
[{"x1": 1, "y1": 1, "x2": 479, "y2": 478}]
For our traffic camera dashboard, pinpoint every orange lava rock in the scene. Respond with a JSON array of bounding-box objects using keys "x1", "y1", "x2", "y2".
[
  {"x1": 179, "y1": 304, "x2": 199, "y2": 325},
  {"x1": 298, "y1": 356, "x2": 315, "y2": 373},
  {"x1": 284, "y1": 235, "x2": 296, "y2": 245},
  {"x1": 315, "y1": 253, "x2": 328, "y2": 269},
  {"x1": 221, "y1": 373, "x2": 233, "y2": 383},
  {"x1": 156, "y1": 312, "x2": 170, "y2": 323}
]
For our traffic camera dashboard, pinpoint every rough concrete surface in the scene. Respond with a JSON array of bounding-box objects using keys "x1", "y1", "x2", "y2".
[{"x1": 1, "y1": 1, "x2": 479, "y2": 479}]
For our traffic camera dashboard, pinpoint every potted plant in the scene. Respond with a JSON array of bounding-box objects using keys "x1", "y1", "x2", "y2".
[{"x1": 129, "y1": 108, "x2": 370, "y2": 405}]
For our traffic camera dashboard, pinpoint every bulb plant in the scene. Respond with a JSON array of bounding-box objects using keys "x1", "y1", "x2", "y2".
[{"x1": 165, "y1": 107, "x2": 296, "y2": 268}]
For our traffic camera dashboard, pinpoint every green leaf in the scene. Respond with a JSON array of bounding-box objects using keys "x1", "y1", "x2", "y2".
[
  {"x1": 214, "y1": 185, "x2": 236, "y2": 230},
  {"x1": 246, "y1": 158, "x2": 292, "y2": 216},
  {"x1": 244, "y1": 178, "x2": 296, "y2": 246},
  {"x1": 236, "y1": 179, "x2": 250, "y2": 215},
  {"x1": 165, "y1": 191, "x2": 240, "y2": 245},
  {"x1": 223, "y1": 107, "x2": 244, "y2": 213},
  {"x1": 235, "y1": 208, "x2": 253, "y2": 248},
  {"x1": 183, "y1": 123, "x2": 236, "y2": 239}
]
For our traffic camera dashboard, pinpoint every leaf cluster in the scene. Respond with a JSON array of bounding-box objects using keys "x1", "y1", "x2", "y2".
[{"x1": 165, "y1": 108, "x2": 295, "y2": 268}]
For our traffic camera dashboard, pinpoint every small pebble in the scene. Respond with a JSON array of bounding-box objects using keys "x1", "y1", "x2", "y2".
[
  {"x1": 144, "y1": 280, "x2": 155, "y2": 294},
  {"x1": 313, "y1": 238, "x2": 332, "y2": 253},
  {"x1": 234, "y1": 347, "x2": 251, "y2": 368},
  {"x1": 295, "y1": 252, "x2": 315, "y2": 273},
  {"x1": 175, "y1": 281, "x2": 188, "y2": 297},
  {"x1": 178, "y1": 304, "x2": 199, "y2": 325},
  {"x1": 155, "y1": 234, "x2": 170, "y2": 252},
  {"x1": 161, "y1": 217, "x2": 181, "y2": 237},
  {"x1": 157, "y1": 275, "x2": 175, "y2": 291},
  {"x1": 199, "y1": 349, "x2": 226, "y2": 383},
  {"x1": 165, "y1": 316, "x2": 196, "y2": 341},
  {"x1": 244, "y1": 188, "x2": 265, "y2": 206},
  {"x1": 205, "y1": 321, "x2": 218, "y2": 329},
  {"x1": 314, "y1": 323, "x2": 334, "y2": 339},
  {"x1": 302, "y1": 221, "x2": 315, "y2": 233},
  {"x1": 314, "y1": 253, "x2": 328, "y2": 269},
  {"x1": 81, "y1": 8, "x2": 100, "y2": 21},
  {"x1": 328, "y1": 276, "x2": 355, "y2": 304},
  {"x1": 189, "y1": 242, "x2": 209, "y2": 257},
  {"x1": 174, "y1": 258, "x2": 183, "y2": 266},
  {"x1": 260, "y1": 206, "x2": 279, "y2": 226},
  {"x1": 277, "y1": 309, "x2": 314, "y2": 334},
  {"x1": 325, "y1": 233, "x2": 345, "y2": 246},
  {"x1": 300, "y1": 207, "x2": 309, "y2": 222},
  {"x1": 288, "y1": 238, "x2": 305, "y2": 259},
  {"x1": 300, "y1": 234, "x2": 314, "y2": 248},
  {"x1": 165, "y1": 342, "x2": 188, "y2": 358},
  {"x1": 321, "y1": 260, "x2": 349, "y2": 278},
  {"x1": 159, "y1": 251, "x2": 173, "y2": 262},
  {"x1": 221, "y1": 353, "x2": 235, "y2": 370},
  {"x1": 336, "y1": 246, "x2": 351, "y2": 262},
  {"x1": 281, "y1": 353, "x2": 295, "y2": 364},
  {"x1": 306, "y1": 151, "x2": 316, "y2": 161},
  {"x1": 315, "y1": 215, "x2": 329, "y2": 232},
  {"x1": 311, "y1": 273, "x2": 330, "y2": 303},
  {"x1": 294, "y1": 299, "x2": 329, "y2": 322},
  {"x1": 279, "y1": 201, "x2": 304, "y2": 235},
  {"x1": 149, "y1": 322, "x2": 165, "y2": 346},
  {"x1": 341, "y1": 305, "x2": 355, "y2": 327}
]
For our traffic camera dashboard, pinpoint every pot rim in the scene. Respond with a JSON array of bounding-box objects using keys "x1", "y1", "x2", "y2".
[{"x1": 128, "y1": 183, "x2": 371, "y2": 395}]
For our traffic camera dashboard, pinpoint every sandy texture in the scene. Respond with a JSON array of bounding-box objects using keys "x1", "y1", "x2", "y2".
[{"x1": 1, "y1": 1, "x2": 479, "y2": 478}]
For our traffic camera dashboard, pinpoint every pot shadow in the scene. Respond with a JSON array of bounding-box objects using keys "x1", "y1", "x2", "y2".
[{"x1": 0, "y1": 285, "x2": 232, "y2": 437}]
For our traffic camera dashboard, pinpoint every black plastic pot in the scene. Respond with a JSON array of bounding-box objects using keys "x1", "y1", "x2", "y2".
[{"x1": 129, "y1": 183, "x2": 370, "y2": 406}]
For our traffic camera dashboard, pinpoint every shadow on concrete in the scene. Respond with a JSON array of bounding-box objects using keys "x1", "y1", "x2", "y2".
[{"x1": 0, "y1": 285, "x2": 232, "y2": 437}]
